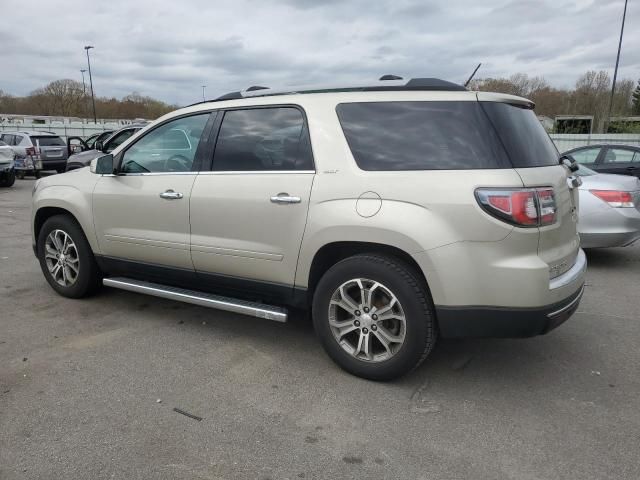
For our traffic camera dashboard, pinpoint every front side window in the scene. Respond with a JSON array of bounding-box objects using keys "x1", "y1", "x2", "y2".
[
  {"x1": 569, "y1": 148, "x2": 601, "y2": 164},
  {"x1": 603, "y1": 148, "x2": 636, "y2": 164},
  {"x1": 120, "y1": 114, "x2": 209, "y2": 173},
  {"x1": 212, "y1": 107, "x2": 313, "y2": 171},
  {"x1": 336, "y1": 101, "x2": 512, "y2": 171}
]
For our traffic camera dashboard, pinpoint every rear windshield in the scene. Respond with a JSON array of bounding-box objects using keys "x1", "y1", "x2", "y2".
[
  {"x1": 481, "y1": 102, "x2": 559, "y2": 168},
  {"x1": 336, "y1": 102, "x2": 511, "y2": 170},
  {"x1": 30, "y1": 136, "x2": 65, "y2": 147}
]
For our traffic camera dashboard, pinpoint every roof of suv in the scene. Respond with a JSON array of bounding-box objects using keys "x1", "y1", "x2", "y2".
[{"x1": 177, "y1": 77, "x2": 534, "y2": 117}]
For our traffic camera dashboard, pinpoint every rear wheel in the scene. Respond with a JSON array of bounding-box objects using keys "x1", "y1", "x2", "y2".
[
  {"x1": 312, "y1": 254, "x2": 436, "y2": 381},
  {"x1": 37, "y1": 215, "x2": 101, "y2": 298},
  {"x1": 16, "y1": 170, "x2": 25, "y2": 180},
  {"x1": 0, "y1": 170, "x2": 15, "y2": 187}
]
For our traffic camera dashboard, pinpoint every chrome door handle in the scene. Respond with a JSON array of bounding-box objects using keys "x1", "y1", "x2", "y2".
[
  {"x1": 270, "y1": 193, "x2": 301, "y2": 204},
  {"x1": 160, "y1": 189, "x2": 183, "y2": 200}
]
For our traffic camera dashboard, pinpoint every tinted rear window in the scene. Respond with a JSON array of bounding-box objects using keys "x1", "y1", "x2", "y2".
[
  {"x1": 30, "y1": 136, "x2": 64, "y2": 147},
  {"x1": 336, "y1": 101, "x2": 511, "y2": 171},
  {"x1": 481, "y1": 102, "x2": 558, "y2": 168}
]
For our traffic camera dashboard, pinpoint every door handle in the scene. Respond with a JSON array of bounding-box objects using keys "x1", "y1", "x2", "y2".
[
  {"x1": 270, "y1": 193, "x2": 301, "y2": 204},
  {"x1": 159, "y1": 189, "x2": 184, "y2": 200},
  {"x1": 626, "y1": 166, "x2": 636, "y2": 170}
]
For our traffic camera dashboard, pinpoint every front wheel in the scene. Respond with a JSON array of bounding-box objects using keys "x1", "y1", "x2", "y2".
[
  {"x1": 312, "y1": 254, "x2": 436, "y2": 381},
  {"x1": 37, "y1": 215, "x2": 101, "y2": 298}
]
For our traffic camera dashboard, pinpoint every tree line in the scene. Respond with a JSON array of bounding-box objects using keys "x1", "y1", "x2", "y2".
[
  {"x1": 1, "y1": 73, "x2": 640, "y2": 130},
  {"x1": 0, "y1": 79, "x2": 178, "y2": 121},
  {"x1": 470, "y1": 71, "x2": 640, "y2": 133}
]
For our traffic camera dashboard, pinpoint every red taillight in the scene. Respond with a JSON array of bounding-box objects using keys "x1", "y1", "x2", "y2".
[
  {"x1": 590, "y1": 190, "x2": 635, "y2": 208},
  {"x1": 476, "y1": 188, "x2": 557, "y2": 227},
  {"x1": 25, "y1": 146, "x2": 36, "y2": 156}
]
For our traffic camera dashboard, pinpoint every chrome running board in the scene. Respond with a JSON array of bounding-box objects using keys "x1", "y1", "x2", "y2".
[{"x1": 103, "y1": 277, "x2": 288, "y2": 322}]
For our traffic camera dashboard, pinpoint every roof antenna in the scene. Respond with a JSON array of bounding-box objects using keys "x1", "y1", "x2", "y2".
[
  {"x1": 379, "y1": 74, "x2": 403, "y2": 81},
  {"x1": 464, "y1": 63, "x2": 482, "y2": 87}
]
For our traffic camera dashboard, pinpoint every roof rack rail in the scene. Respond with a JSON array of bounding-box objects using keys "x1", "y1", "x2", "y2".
[{"x1": 182, "y1": 77, "x2": 467, "y2": 107}]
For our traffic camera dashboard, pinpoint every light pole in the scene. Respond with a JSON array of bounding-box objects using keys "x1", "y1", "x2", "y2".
[
  {"x1": 80, "y1": 69, "x2": 87, "y2": 95},
  {"x1": 84, "y1": 45, "x2": 97, "y2": 123},
  {"x1": 201, "y1": 85, "x2": 206, "y2": 102},
  {"x1": 606, "y1": 0, "x2": 628, "y2": 132}
]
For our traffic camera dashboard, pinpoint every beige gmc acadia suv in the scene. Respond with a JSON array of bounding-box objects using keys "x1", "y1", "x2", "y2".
[{"x1": 31, "y1": 77, "x2": 587, "y2": 380}]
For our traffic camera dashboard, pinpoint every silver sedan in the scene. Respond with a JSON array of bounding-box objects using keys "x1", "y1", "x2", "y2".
[{"x1": 576, "y1": 164, "x2": 640, "y2": 248}]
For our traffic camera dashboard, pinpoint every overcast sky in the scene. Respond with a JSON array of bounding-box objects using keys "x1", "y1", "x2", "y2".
[{"x1": 0, "y1": 0, "x2": 638, "y2": 106}]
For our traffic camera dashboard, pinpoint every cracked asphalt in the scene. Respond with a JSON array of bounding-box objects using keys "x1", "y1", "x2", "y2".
[{"x1": 1, "y1": 178, "x2": 639, "y2": 479}]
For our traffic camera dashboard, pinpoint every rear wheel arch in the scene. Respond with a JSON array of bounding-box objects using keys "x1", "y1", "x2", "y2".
[{"x1": 307, "y1": 241, "x2": 434, "y2": 304}]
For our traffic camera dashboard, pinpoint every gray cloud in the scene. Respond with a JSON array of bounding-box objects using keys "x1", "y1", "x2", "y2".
[{"x1": 0, "y1": 0, "x2": 637, "y2": 107}]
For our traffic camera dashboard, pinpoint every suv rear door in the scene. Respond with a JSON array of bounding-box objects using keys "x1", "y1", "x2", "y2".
[
  {"x1": 31, "y1": 135, "x2": 68, "y2": 162},
  {"x1": 189, "y1": 106, "x2": 314, "y2": 299}
]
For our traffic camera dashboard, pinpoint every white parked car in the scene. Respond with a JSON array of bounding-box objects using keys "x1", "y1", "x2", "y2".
[
  {"x1": 31, "y1": 77, "x2": 586, "y2": 380},
  {"x1": 0, "y1": 140, "x2": 16, "y2": 187}
]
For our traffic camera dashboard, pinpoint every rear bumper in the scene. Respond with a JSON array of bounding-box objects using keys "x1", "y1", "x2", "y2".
[
  {"x1": 579, "y1": 207, "x2": 640, "y2": 248},
  {"x1": 437, "y1": 284, "x2": 584, "y2": 338},
  {"x1": 40, "y1": 159, "x2": 67, "y2": 171}
]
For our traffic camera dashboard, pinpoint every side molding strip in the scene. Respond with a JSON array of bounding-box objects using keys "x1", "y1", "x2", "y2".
[{"x1": 103, "y1": 277, "x2": 288, "y2": 322}]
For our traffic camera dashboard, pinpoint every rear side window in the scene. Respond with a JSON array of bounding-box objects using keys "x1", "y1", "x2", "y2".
[
  {"x1": 30, "y1": 136, "x2": 65, "y2": 147},
  {"x1": 212, "y1": 107, "x2": 314, "y2": 171},
  {"x1": 481, "y1": 102, "x2": 558, "y2": 168},
  {"x1": 336, "y1": 102, "x2": 511, "y2": 171}
]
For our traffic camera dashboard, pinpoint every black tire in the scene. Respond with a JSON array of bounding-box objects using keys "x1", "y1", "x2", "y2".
[
  {"x1": 34, "y1": 170, "x2": 42, "y2": 179},
  {"x1": 0, "y1": 170, "x2": 15, "y2": 187},
  {"x1": 16, "y1": 170, "x2": 25, "y2": 180},
  {"x1": 312, "y1": 254, "x2": 436, "y2": 381},
  {"x1": 37, "y1": 215, "x2": 101, "y2": 298},
  {"x1": 56, "y1": 167, "x2": 65, "y2": 174}
]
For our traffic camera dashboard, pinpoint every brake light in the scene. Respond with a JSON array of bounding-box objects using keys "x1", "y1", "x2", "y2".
[
  {"x1": 476, "y1": 188, "x2": 557, "y2": 227},
  {"x1": 26, "y1": 146, "x2": 36, "y2": 156},
  {"x1": 590, "y1": 190, "x2": 635, "y2": 208}
]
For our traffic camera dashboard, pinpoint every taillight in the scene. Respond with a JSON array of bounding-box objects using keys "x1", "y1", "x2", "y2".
[
  {"x1": 25, "y1": 146, "x2": 36, "y2": 156},
  {"x1": 476, "y1": 188, "x2": 557, "y2": 227},
  {"x1": 590, "y1": 190, "x2": 635, "y2": 208}
]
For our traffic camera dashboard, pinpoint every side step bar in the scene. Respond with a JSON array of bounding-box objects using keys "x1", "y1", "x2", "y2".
[{"x1": 103, "y1": 277, "x2": 288, "y2": 322}]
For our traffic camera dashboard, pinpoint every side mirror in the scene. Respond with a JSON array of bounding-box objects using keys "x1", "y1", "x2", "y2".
[
  {"x1": 95, "y1": 140, "x2": 105, "y2": 152},
  {"x1": 90, "y1": 154, "x2": 114, "y2": 174},
  {"x1": 559, "y1": 154, "x2": 579, "y2": 173}
]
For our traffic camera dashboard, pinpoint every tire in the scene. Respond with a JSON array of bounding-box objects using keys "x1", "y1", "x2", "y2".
[
  {"x1": 312, "y1": 254, "x2": 436, "y2": 381},
  {"x1": 56, "y1": 167, "x2": 65, "y2": 174},
  {"x1": 0, "y1": 170, "x2": 15, "y2": 187},
  {"x1": 34, "y1": 170, "x2": 42, "y2": 179},
  {"x1": 16, "y1": 170, "x2": 25, "y2": 180},
  {"x1": 37, "y1": 215, "x2": 101, "y2": 298}
]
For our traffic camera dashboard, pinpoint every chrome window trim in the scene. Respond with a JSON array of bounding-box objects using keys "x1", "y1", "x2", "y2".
[
  {"x1": 199, "y1": 170, "x2": 316, "y2": 175},
  {"x1": 107, "y1": 171, "x2": 198, "y2": 176}
]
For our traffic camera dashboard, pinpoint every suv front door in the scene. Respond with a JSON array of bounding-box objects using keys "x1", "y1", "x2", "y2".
[
  {"x1": 92, "y1": 113, "x2": 212, "y2": 270},
  {"x1": 189, "y1": 107, "x2": 315, "y2": 300}
]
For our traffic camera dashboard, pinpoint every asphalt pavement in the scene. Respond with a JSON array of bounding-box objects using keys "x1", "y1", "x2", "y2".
[{"x1": 1, "y1": 178, "x2": 639, "y2": 479}]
